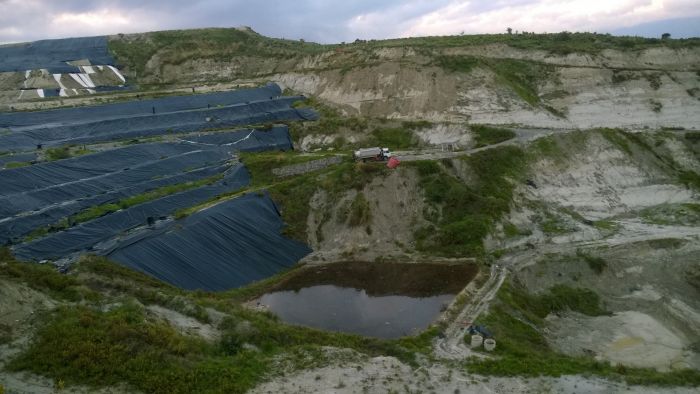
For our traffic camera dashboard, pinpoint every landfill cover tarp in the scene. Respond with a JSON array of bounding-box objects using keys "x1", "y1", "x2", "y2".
[
  {"x1": 0, "y1": 36, "x2": 115, "y2": 73},
  {"x1": 0, "y1": 164, "x2": 227, "y2": 244},
  {"x1": 13, "y1": 164, "x2": 251, "y2": 261},
  {"x1": 0, "y1": 143, "x2": 222, "y2": 197},
  {"x1": 0, "y1": 83, "x2": 283, "y2": 128},
  {"x1": 0, "y1": 127, "x2": 299, "y2": 243},
  {"x1": 181, "y1": 125, "x2": 294, "y2": 151},
  {"x1": 0, "y1": 148, "x2": 230, "y2": 216},
  {"x1": 0, "y1": 152, "x2": 36, "y2": 167},
  {"x1": 0, "y1": 97, "x2": 317, "y2": 151},
  {"x1": 107, "y1": 193, "x2": 311, "y2": 291}
]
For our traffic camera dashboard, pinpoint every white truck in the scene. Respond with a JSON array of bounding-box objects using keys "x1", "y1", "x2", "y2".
[{"x1": 353, "y1": 147, "x2": 392, "y2": 162}]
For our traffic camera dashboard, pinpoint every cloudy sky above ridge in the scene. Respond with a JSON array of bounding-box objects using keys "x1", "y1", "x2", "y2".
[{"x1": 0, "y1": 0, "x2": 698, "y2": 44}]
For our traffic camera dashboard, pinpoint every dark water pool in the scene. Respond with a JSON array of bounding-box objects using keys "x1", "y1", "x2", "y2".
[{"x1": 258, "y1": 262, "x2": 477, "y2": 339}]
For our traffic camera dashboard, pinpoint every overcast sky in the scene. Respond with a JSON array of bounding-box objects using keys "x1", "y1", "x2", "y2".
[{"x1": 0, "y1": 0, "x2": 698, "y2": 44}]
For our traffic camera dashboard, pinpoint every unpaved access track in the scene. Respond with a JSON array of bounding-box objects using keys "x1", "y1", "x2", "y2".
[{"x1": 432, "y1": 219, "x2": 700, "y2": 360}]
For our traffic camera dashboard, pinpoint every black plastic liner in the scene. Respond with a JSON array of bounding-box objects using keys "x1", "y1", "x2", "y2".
[
  {"x1": 0, "y1": 164, "x2": 227, "y2": 245},
  {"x1": 107, "y1": 193, "x2": 310, "y2": 291},
  {"x1": 0, "y1": 83, "x2": 283, "y2": 129},
  {"x1": 13, "y1": 164, "x2": 251, "y2": 261},
  {"x1": 0, "y1": 126, "x2": 297, "y2": 243},
  {"x1": 0, "y1": 152, "x2": 36, "y2": 167},
  {"x1": 0, "y1": 97, "x2": 316, "y2": 151},
  {"x1": 0, "y1": 148, "x2": 231, "y2": 216},
  {"x1": 0, "y1": 36, "x2": 115, "y2": 73},
  {"x1": 180, "y1": 125, "x2": 294, "y2": 151},
  {"x1": 0, "y1": 143, "x2": 211, "y2": 197}
]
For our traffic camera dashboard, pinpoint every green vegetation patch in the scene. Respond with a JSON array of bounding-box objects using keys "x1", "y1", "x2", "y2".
[
  {"x1": 376, "y1": 32, "x2": 700, "y2": 55},
  {"x1": 539, "y1": 212, "x2": 575, "y2": 235},
  {"x1": 597, "y1": 129, "x2": 700, "y2": 191},
  {"x1": 7, "y1": 303, "x2": 267, "y2": 394},
  {"x1": 368, "y1": 126, "x2": 418, "y2": 149},
  {"x1": 109, "y1": 28, "x2": 328, "y2": 82},
  {"x1": 647, "y1": 238, "x2": 686, "y2": 250},
  {"x1": 411, "y1": 145, "x2": 527, "y2": 256},
  {"x1": 640, "y1": 203, "x2": 700, "y2": 226},
  {"x1": 576, "y1": 250, "x2": 608, "y2": 274},
  {"x1": 6, "y1": 259, "x2": 439, "y2": 393},
  {"x1": 240, "y1": 150, "x2": 338, "y2": 186},
  {"x1": 44, "y1": 146, "x2": 92, "y2": 162},
  {"x1": 0, "y1": 248, "x2": 92, "y2": 301},
  {"x1": 599, "y1": 128, "x2": 632, "y2": 155},
  {"x1": 679, "y1": 170, "x2": 700, "y2": 190},
  {"x1": 593, "y1": 219, "x2": 620, "y2": 232},
  {"x1": 348, "y1": 193, "x2": 371, "y2": 226},
  {"x1": 266, "y1": 161, "x2": 386, "y2": 242},
  {"x1": 502, "y1": 222, "x2": 531, "y2": 238},
  {"x1": 4, "y1": 161, "x2": 31, "y2": 168},
  {"x1": 436, "y1": 56, "x2": 554, "y2": 107},
  {"x1": 471, "y1": 125, "x2": 516, "y2": 148}
]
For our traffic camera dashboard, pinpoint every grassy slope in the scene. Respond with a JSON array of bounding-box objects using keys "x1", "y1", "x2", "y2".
[{"x1": 1, "y1": 251, "x2": 437, "y2": 393}]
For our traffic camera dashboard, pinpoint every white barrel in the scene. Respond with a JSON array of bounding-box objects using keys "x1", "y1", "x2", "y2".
[
  {"x1": 484, "y1": 338, "x2": 496, "y2": 352},
  {"x1": 470, "y1": 335, "x2": 483, "y2": 348}
]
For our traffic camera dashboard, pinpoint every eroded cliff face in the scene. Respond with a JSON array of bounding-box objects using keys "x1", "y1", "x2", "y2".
[
  {"x1": 270, "y1": 45, "x2": 700, "y2": 129},
  {"x1": 123, "y1": 41, "x2": 700, "y2": 130}
]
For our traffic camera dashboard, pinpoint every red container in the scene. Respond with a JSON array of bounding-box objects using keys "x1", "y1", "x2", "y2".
[{"x1": 386, "y1": 156, "x2": 400, "y2": 169}]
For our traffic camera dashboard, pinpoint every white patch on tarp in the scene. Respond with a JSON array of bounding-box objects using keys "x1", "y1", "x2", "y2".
[
  {"x1": 72, "y1": 88, "x2": 78, "y2": 95},
  {"x1": 78, "y1": 73, "x2": 95, "y2": 88},
  {"x1": 59, "y1": 89, "x2": 68, "y2": 97},
  {"x1": 70, "y1": 73, "x2": 88, "y2": 87},
  {"x1": 69, "y1": 73, "x2": 95, "y2": 88},
  {"x1": 97, "y1": 65, "x2": 104, "y2": 71},
  {"x1": 36, "y1": 89, "x2": 44, "y2": 98},
  {"x1": 18, "y1": 90, "x2": 24, "y2": 100},
  {"x1": 82, "y1": 66, "x2": 96, "y2": 74},
  {"x1": 87, "y1": 89, "x2": 96, "y2": 94},
  {"x1": 24, "y1": 70, "x2": 30, "y2": 79},
  {"x1": 53, "y1": 74, "x2": 66, "y2": 89},
  {"x1": 108, "y1": 65, "x2": 126, "y2": 84}
]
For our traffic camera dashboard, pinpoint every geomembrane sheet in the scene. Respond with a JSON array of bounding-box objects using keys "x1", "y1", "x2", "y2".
[
  {"x1": 106, "y1": 193, "x2": 311, "y2": 291},
  {"x1": 0, "y1": 97, "x2": 316, "y2": 151},
  {"x1": 0, "y1": 83, "x2": 284, "y2": 129},
  {"x1": 0, "y1": 36, "x2": 114, "y2": 73},
  {"x1": 13, "y1": 164, "x2": 251, "y2": 261}
]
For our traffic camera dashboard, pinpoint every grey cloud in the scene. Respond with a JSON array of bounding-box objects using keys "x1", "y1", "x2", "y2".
[{"x1": 0, "y1": 0, "x2": 698, "y2": 44}]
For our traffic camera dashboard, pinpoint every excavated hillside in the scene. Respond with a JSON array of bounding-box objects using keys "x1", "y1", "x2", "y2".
[
  {"x1": 1, "y1": 29, "x2": 700, "y2": 393},
  {"x1": 102, "y1": 29, "x2": 700, "y2": 130}
]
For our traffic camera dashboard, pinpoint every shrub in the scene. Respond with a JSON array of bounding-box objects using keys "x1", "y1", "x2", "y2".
[
  {"x1": 471, "y1": 125, "x2": 516, "y2": 147},
  {"x1": 45, "y1": 147, "x2": 71, "y2": 161},
  {"x1": 576, "y1": 250, "x2": 607, "y2": 274},
  {"x1": 348, "y1": 193, "x2": 371, "y2": 226}
]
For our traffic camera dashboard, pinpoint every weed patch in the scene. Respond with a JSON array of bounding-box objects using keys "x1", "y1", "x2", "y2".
[
  {"x1": 348, "y1": 193, "x2": 371, "y2": 226},
  {"x1": 471, "y1": 125, "x2": 516, "y2": 147},
  {"x1": 4, "y1": 161, "x2": 31, "y2": 168},
  {"x1": 576, "y1": 250, "x2": 608, "y2": 274}
]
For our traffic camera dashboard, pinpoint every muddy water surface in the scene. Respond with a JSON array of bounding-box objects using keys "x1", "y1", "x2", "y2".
[{"x1": 259, "y1": 262, "x2": 477, "y2": 338}]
